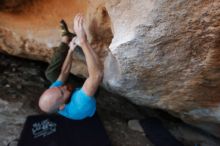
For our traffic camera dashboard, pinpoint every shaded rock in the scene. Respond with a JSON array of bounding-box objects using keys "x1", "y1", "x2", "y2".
[
  {"x1": 169, "y1": 122, "x2": 220, "y2": 146},
  {"x1": 0, "y1": 78, "x2": 8, "y2": 86},
  {"x1": 0, "y1": 49, "x2": 219, "y2": 146},
  {"x1": 0, "y1": 53, "x2": 153, "y2": 146},
  {"x1": 0, "y1": 0, "x2": 220, "y2": 139},
  {"x1": 0, "y1": 0, "x2": 31, "y2": 12},
  {"x1": 101, "y1": 0, "x2": 220, "y2": 138},
  {"x1": 16, "y1": 84, "x2": 22, "y2": 89},
  {"x1": 5, "y1": 84, "x2": 11, "y2": 88}
]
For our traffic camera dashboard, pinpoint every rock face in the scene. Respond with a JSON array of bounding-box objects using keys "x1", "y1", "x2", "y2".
[
  {"x1": 0, "y1": 0, "x2": 220, "y2": 138},
  {"x1": 102, "y1": 0, "x2": 220, "y2": 138}
]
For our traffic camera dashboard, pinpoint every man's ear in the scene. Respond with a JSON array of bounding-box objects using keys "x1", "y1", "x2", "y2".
[{"x1": 59, "y1": 104, "x2": 65, "y2": 110}]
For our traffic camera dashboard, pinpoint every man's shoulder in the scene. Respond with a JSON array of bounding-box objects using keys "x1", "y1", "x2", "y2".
[
  {"x1": 49, "y1": 80, "x2": 64, "y2": 88},
  {"x1": 74, "y1": 88, "x2": 95, "y2": 98}
]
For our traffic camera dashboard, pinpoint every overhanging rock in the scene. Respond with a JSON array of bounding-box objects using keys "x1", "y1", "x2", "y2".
[{"x1": 0, "y1": 0, "x2": 220, "y2": 138}]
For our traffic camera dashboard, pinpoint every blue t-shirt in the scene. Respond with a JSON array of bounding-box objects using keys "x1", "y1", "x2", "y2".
[{"x1": 49, "y1": 81, "x2": 96, "y2": 120}]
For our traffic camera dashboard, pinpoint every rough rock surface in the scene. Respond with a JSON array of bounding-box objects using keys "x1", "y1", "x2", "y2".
[
  {"x1": 0, "y1": 53, "x2": 152, "y2": 146},
  {"x1": 101, "y1": 0, "x2": 220, "y2": 138},
  {"x1": 0, "y1": 0, "x2": 220, "y2": 138},
  {"x1": 1, "y1": 53, "x2": 220, "y2": 146}
]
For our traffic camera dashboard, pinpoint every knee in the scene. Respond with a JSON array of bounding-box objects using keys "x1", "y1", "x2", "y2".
[
  {"x1": 45, "y1": 69, "x2": 55, "y2": 83},
  {"x1": 45, "y1": 68, "x2": 50, "y2": 80}
]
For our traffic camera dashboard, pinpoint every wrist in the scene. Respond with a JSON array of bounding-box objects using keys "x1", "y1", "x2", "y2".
[{"x1": 68, "y1": 48, "x2": 74, "y2": 53}]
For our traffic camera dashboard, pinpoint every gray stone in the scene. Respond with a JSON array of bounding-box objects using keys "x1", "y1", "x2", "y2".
[{"x1": 0, "y1": 0, "x2": 220, "y2": 139}]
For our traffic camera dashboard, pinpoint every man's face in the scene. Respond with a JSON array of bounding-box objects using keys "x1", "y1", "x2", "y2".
[
  {"x1": 56, "y1": 85, "x2": 72, "y2": 104},
  {"x1": 39, "y1": 85, "x2": 73, "y2": 113}
]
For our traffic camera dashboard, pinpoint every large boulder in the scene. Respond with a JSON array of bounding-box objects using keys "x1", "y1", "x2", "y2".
[
  {"x1": 0, "y1": 0, "x2": 220, "y2": 138},
  {"x1": 101, "y1": 0, "x2": 220, "y2": 138}
]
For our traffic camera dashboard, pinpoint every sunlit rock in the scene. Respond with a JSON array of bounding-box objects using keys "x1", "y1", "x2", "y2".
[{"x1": 0, "y1": 0, "x2": 220, "y2": 138}]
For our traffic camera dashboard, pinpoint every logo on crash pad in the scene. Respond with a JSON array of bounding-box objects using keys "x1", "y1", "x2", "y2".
[{"x1": 32, "y1": 119, "x2": 57, "y2": 138}]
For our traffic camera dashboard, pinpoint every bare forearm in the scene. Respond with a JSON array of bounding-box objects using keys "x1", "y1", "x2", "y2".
[
  {"x1": 81, "y1": 41, "x2": 102, "y2": 77},
  {"x1": 62, "y1": 49, "x2": 73, "y2": 74},
  {"x1": 81, "y1": 41, "x2": 103, "y2": 96},
  {"x1": 73, "y1": 13, "x2": 103, "y2": 96},
  {"x1": 58, "y1": 49, "x2": 74, "y2": 82}
]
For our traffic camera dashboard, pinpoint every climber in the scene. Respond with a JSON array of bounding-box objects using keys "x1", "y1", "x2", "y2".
[{"x1": 38, "y1": 13, "x2": 103, "y2": 120}]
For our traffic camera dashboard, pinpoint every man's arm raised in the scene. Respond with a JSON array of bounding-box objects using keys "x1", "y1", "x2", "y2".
[
  {"x1": 74, "y1": 14, "x2": 103, "y2": 96},
  {"x1": 57, "y1": 39, "x2": 76, "y2": 83}
]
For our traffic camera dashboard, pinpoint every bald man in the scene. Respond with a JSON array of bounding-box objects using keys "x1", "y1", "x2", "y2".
[{"x1": 39, "y1": 14, "x2": 103, "y2": 120}]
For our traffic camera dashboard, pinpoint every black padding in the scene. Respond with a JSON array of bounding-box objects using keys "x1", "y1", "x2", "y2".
[
  {"x1": 18, "y1": 113, "x2": 111, "y2": 146},
  {"x1": 140, "y1": 118, "x2": 184, "y2": 146}
]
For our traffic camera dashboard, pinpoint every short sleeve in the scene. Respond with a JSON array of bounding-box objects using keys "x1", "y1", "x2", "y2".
[
  {"x1": 49, "y1": 80, "x2": 64, "y2": 88},
  {"x1": 57, "y1": 88, "x2": 96, "y2": 120},
  {"x1": 79, "y1": 88, "x2": 95, "y2": 99}
]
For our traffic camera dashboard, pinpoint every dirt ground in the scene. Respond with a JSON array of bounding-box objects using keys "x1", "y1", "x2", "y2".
[{"x1": 0, "y1": 53, "x2": 153, "y2": 146}]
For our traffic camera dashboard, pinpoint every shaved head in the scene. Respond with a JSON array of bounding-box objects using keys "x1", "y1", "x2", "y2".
[{"x1": 39, "y1": 87, "x2": 64, "y2": 113}]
